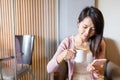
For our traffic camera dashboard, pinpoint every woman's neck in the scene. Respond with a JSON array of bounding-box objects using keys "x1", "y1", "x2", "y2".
[{"x1": 74, "y1": 34, "x2": 89, "y2": 50}]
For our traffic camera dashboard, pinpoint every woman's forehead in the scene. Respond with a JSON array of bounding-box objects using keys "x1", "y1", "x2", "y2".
[{"x1": 82, "y1": 17, "x2": 94, "y2": 28}]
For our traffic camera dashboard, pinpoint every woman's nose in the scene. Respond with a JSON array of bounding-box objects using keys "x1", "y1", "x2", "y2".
[{"x1": 85, "y1": 29, "x2": 90, "y2": 35}]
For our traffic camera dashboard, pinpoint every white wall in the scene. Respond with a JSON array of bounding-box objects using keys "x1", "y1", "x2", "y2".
[{"x1": 97, "y1": 0, "x2": 120, "y2": 45}]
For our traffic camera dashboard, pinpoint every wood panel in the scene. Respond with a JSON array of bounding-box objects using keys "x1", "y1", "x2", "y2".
[{"x1": 0, "y1": 0, "x2": 57, "y2": 80}]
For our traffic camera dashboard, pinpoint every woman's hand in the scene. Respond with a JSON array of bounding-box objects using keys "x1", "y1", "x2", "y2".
[
  {"x1": 63, "y1": 49, "x2": 76, "y2": 60},
  {"x1": 87, "y1": 64, "x2": 95, "y2": 72},
  {"x1": 56, "y1": 49, "x2": 76, "y2": 64},
  {"x1": 87, "y1": 62, "x2": 105, "y2": 79},
  {"x1": 87, "y1": 63, "x2": 104, "y2": 72}
]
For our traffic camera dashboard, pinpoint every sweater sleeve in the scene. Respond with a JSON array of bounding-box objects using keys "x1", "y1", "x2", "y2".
[{"x1": 47, "y1": 38, "x2": 70, "y2": 73}]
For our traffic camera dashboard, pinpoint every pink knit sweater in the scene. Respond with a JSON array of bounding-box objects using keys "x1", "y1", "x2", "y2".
[{"x1": 47, "y1": 36, "x2": 105, "y2": 80}]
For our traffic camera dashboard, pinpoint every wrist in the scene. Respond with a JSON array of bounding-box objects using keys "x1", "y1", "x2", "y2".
[
  {"x1": 56, "y1": 51, "x2": 68, "y2": 64},
  {"x1": 56, "y1": 57, "x2": 63, "y2": 64}
]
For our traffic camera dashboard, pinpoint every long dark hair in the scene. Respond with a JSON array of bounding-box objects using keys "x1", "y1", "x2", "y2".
[{"x1": 78, "y1": 6, "x2": 104, "y2": 58}]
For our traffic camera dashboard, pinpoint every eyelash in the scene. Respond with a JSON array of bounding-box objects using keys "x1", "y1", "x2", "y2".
[
  {"x1": 83, "y1": 26, "x2": 95, "y2": 31},
  {"x1": 91, "y1": 29, "x2": 95, "y2": 31},
  {"x1": 83, "y1": 26, "x2": 87, "y2": 29}
]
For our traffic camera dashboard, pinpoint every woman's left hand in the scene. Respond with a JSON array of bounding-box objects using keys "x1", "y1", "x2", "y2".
[
  {"x1": 87, "y1": 64, "x2": 95, "y2": 72},
  {"x1": 87, "y1": 63, "x2": 104, "y2": 79},
  {"x1": 87, "y1": 63, "x2": 104, "y2": 72}
]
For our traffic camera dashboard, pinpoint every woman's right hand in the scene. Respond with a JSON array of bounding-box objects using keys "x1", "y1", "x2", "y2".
[
  {"x1": 56, "y1": 49, "x2": 76, "y2": 64},
  {"x1": 87, "y1": 62, "x2": 105, "y2": 79}
]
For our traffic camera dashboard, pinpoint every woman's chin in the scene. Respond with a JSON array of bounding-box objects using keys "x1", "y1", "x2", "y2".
[{"x1": 82, "y1": 37, "x2": 88, "y2": 41}]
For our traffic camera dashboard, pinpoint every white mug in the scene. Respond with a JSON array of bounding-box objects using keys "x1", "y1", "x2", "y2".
[{"x1": 74, "y1": 50, "x2": 86, "y2": 63}]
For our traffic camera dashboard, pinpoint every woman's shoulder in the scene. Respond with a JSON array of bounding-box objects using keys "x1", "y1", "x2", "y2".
[
  {"x1": 98, "y1": 38, "x2": 106, "y2": 58},
  {"x1": 101, "y1": 38, "x2": 106, "y2": 47},
  {"x1": 59, "y1": 35, "x2": 74, "y2": 47}
]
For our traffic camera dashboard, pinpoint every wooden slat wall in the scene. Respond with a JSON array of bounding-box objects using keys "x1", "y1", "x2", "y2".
[{"x1": 0, "y1": 0, "x2": 57, "y2": 80}]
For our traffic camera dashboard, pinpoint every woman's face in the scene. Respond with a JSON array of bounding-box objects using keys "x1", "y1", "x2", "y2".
[{"x1": 78, "y1": 17, "x2": 95, "y2": 41}]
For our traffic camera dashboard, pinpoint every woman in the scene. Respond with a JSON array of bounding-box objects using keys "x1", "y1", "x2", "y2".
[{"x1": 47, "y1": 6, "x2": 106, "y2": 80}]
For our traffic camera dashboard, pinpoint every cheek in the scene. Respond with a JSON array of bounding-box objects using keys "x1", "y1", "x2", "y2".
[
  {"x1": 78, "y1": 27, "x2": 84, "y2": 34},
  {"x1": 89, "y1": 32, "x2": 95, "y2": 37}
]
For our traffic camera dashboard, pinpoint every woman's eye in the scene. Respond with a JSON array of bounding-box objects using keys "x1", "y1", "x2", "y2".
[
  {"x1": 90, "y1": 28, "x2": 95, "y2": 33},
  {"x1": 83, "y1": 26, "x2": 87, "y2": 29},
  {"x1": 91, "y1": 28, "x2": 95, "y2": 31}
]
